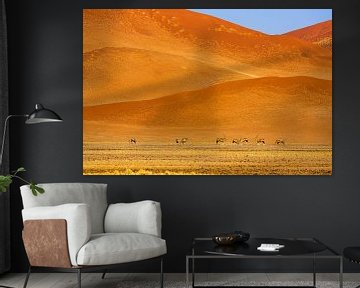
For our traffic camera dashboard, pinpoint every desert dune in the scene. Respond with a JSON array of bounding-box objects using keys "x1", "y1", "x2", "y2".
[
  {"x1": 284, "y1": 20, "x2": 332, "y2": 50},
  {"x1": 83, "y1": 46, "x2": 252, "y2": 106}
]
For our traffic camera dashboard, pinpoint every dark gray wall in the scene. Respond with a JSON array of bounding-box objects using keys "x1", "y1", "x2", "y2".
[{"x1": 5, "y1": 0, "x2": 360, "y2": 273}]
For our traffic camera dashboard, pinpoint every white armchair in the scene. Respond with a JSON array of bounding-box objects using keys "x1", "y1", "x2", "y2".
[{"x1": 20, "y1": 183, "x2": 166, "y2": 288}]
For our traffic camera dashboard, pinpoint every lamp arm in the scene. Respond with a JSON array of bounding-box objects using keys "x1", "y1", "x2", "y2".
[{"x1": 0, "y1": 114, "x2": 28, "y2": 169}]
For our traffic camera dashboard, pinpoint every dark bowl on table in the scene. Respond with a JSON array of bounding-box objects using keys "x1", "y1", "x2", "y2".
[
  {"x1": 212, "y1": 234, "x2": 238, "y2": 245},
  {"x1": 212, "y1": 231, "x2": 250, "y2": 246}
]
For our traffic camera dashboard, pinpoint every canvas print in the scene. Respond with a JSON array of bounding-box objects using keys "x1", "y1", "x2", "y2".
[{"x1": 83, "y1": 9, "x2": 332, "y2": 175}]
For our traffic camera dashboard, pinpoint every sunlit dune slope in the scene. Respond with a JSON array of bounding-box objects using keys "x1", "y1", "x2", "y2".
[
  {"x1": 284, "y1": 20, "x2": 332, "y2": 50},
  {"x1": 84, "y1": 76, "x2": 332, "y2": 144},
  {"x1": 83, "y1": 9, "x2": 332, "y2": 105},
  {"x1": 83, "y1": 47, "x2": 252, "y2": 106}
]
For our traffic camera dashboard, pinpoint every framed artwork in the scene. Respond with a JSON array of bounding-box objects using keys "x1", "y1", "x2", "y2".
[{"x1": 83, "y1": 9, "x2": 332, "y2": 175}]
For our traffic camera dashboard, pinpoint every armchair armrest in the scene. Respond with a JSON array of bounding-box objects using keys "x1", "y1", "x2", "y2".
[
  {"x1": 104, "y1": 200, "x2": 162, "y2": 237},
  {"x1": 22, "y1": 203, "x2": 91, "y2": 266}
]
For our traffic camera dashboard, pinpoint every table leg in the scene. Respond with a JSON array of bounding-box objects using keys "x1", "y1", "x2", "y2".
[
  {"x1": 192, "y1": 257, "x2": 195, "y2": 288},
  {"x1": 339, "y1": 257, "x2": 343, "y2": 288},
  {"x1": 192, "y1": 246, "x2": 195, "y2": 288},
  {"x1": 313, "y1": 254, "x2": 316, "y2": 287},
  {"x1": 186, "y1": 257, "x2": 189, "y2": 288}
]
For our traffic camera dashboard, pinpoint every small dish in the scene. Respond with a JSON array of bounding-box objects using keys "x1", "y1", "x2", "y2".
[{"x1": 212, "y1": 233, "x2": 237, "y2": 245}]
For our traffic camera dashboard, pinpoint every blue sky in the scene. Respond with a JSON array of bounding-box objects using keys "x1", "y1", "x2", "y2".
[{"x1": 190, "y1": 9, "x2": 332, "y2": 35}]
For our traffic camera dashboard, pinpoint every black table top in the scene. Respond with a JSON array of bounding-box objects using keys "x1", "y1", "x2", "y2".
[{"x1": 192, "y1": 238, "x2": 337, "y2": 257}]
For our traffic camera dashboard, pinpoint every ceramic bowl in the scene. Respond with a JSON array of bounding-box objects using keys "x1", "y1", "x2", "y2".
[{"x1": 212, "y1": 233, "x2": 238, "y2": 245}]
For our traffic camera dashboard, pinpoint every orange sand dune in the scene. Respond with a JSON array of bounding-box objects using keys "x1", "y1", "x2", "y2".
[
  {"x1": 83, "y1": 9, "x2": 332, "y2": 88},
  {"x1": 83, "y1": 44, "x2": 330, "y2": 106},
  {"x1": 83, "y1": 47, "x2": 252, "y2": 106},
  {"x1": 84, "y1": 76, "x2": 332, "y2": 144},
  {"x1": 284, "y1": 20, "x2": 332, "y2": 50}
]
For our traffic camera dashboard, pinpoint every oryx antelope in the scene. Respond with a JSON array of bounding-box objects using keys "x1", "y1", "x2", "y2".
[
  {"x1": 256, "y1": 138, "x2": 265, "y2": 145},
  {"x1": 176, "y1": 138, "x2": 188, "y2": 144},
  {"x1": 240, "y1": 138, "x2": 249, "y2": 144}
]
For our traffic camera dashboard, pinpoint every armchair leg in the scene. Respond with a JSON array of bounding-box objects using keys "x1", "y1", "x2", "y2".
[
  {"x1": 160, "y1": 257, "x2": 164, "y2": 288},
  {"x1": 77, "y1": 269, "x2": 81, "y2": 288},
  {"x1": 23, "y1": 266, "x2": 31, "y2": 288},
  {"x1": 101, "y1": 270, "x2": 107, "y2": 279}
]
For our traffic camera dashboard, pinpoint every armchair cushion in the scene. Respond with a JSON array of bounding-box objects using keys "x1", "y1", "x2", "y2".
[
  {"x1": 21, "y1": 183, "x2": 108, "y2": 234},
  {"x1": 104, "y1": 201, "x2": 162, "y2": 237},
  {"x1": 76, "y1": 233, "x2": 166, "y2": 266},
  {"x1": 22, "y1": 203, "x2": 91, "y2": 266}
]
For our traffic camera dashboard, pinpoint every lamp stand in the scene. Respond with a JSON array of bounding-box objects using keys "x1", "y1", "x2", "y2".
[{"x1": 0, "y1": 114, "x2": 28, "y2": 168}]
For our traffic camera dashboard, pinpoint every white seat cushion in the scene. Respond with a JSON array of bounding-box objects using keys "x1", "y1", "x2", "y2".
[{"x1": 76, "y1": 233, "x2": 167, "y2": 266}]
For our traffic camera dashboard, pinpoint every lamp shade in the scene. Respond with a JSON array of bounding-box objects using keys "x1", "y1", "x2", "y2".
[{"x1": 25, "y1": 104, "x2": 63, "y2": 124}]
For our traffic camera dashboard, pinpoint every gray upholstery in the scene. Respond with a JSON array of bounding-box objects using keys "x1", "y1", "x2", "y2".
[
  {"x1": 20, "y1": 183, "x2": 107, "y2": 234},
  {"x1": 105, "y1": 201, "x2": 162, "y2": 237},
  {"x1": 20, "y1": 183, "x2": 166, "y2": 267},
  {"x1": 77, "y1": 233, "x2": 166, "y2": 266}
]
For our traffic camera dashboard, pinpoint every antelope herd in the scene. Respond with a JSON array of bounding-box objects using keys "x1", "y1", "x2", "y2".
[{"x1": 128, "y1": 137, "x2": 286, "y2": 145}]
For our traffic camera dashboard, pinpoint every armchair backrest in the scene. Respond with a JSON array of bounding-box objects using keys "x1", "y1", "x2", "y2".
[{"x1": 20, "y1": 183, "x2": 108, "y2": 234}]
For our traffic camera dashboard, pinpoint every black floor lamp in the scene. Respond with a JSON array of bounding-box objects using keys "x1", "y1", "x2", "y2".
[
  {"x1": 0, "y1": 103, "x2": 63, "y2": 167},
  {"x1": 0, "y1": 103, "x2": 62, "y2": 288}
]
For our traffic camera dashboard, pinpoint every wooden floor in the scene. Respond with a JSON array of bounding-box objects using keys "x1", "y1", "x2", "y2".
[{"x1": 0, "y1": 273, "x2": 359, "y2": 288}]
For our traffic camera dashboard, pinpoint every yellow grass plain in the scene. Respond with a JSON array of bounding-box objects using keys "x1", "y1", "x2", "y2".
[{"x1": 83, "y1": 143, "x2": 331, "y2": 175}]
